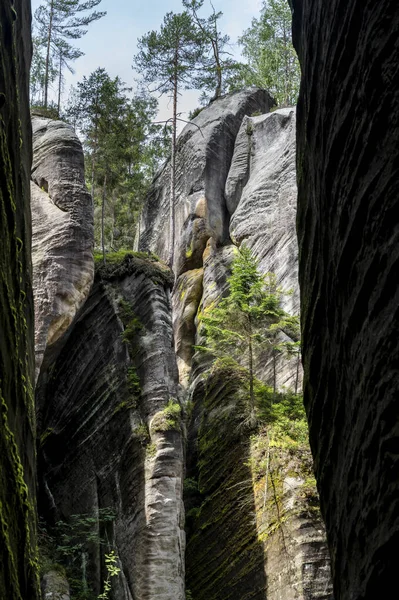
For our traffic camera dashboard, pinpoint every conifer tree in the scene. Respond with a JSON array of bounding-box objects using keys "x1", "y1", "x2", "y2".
[
  {"x1": 198, "y1": 246, "x2": 300, "y2": 419},
  {"x1": 133, "y1": 11, "x2": 203, "y2": 268},
  {"x1": 34, "y1": 0, "x2": 106, "y2": 109},
  {"x1": 65, "y1": 70, "x2": 166, "y2": 259},
  {"x1": 182, "y1": 0, "x2": 237, "y2": 103}
]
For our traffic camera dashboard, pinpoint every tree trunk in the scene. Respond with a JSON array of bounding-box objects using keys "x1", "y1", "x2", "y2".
[
  {"x1": 57, "y1": 51, "x2": 62, "y2": 115},
  {"x1": 44, "y1": 0, "x2": 54, "y2": 109},
  {"x1": 295, "y1": 348, "x2": 301, "y2": 395},
  {"x1": 102, "y1": 172, "x2": 107, "y2": 265},
  {"x1": 91, "y1": 124, "x2": 98, "y2": 204},
  {"x1": 248, "y1": 315, "x2": 255, "y2": 413},
  {"x1": 272, "y1": 335, "x2": 277, "y2": 402},
  {"x1": 168, "y1": 58, "x2": 178, "y2": 271}
]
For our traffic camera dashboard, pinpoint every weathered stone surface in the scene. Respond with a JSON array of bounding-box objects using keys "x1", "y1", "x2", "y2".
[
  {"x1": 227, "y1": 108, "x2": 299, "y2": 315},
  {"x1": 41, "y1": 571, "x2": 70, "y2": 600},
  {"x1": 173, "y1": 268, "x2": 204, "y2": 386},
  {"x1": 0, "y1": 2, "x2": 40, "y2": 598},
  {"x1": 31, "y1": 116, "x2": 94, "y2": 380},
  {"x1": 37, "y1": 255, "x2": 184, "y2": 600},
  {"x1": 185, "y1": 245, "x2": 332, "y2": 600},
  {"x1": 292, "y1": 0, "x2": 399, "y2": 598},
  {"x1": 139, "y1": 88, "x2": 274, "y2": 273}
]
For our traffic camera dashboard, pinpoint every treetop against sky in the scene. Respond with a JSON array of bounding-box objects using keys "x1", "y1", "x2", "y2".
[{"x1": 31, "y1": 0, "x2": 263, "y2": 121}]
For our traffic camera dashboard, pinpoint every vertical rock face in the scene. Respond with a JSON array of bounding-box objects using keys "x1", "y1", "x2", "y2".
[
  {"x1": 227, "y1": 108, "x2": 299, "y2": 315},
  {"x1": 0, "y1": 1, "x2": 41, "y2": 598},
  {"x1": 140, "y1": 93, "x2": 332, "y2": 599},
  {"x1": 139, "y1": 88, "x2": 274, "y2": 273},
  {"x1": 31, "y1": 116, "x2": 94, "y2": 381},
  {"x1": 37, "y1": 256, "x2": 185, "y2": 600},
  {"x1": 292, "y1": 0, "x2": 399, "y2": 598}
]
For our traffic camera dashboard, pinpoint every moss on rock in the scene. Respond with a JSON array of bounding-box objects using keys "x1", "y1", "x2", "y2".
[{"x1": 0, "y1": 1, "x2": 41, "y2": 597}]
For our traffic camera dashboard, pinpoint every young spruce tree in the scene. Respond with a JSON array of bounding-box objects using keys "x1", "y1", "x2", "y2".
[
  {"x1": 198, "y1": 246, "x2": 300, "y2": 421},
  {"x1": 133, "y1": 11, "x2": 203, "y2": 268}
]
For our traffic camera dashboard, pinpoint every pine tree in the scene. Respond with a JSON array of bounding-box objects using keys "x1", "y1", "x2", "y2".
[
  {"x1": 182, "y1": 0, "x2": 237, "y2": 103},
  {"x1": 232, "y1": 0, "x2": 300, "y2": 106},
  {"x1": 197, "y1": 246, "x2": 300, "y2": 420},
  {"x1": 65, "y1": 70, "x2": 166, "y2": 258},
  {"x1": 133, "y1": 11, "x2": 203, "y2": 268},
  {"x1": 34, "y1": 0, "x2": 106, "y2": 109}
]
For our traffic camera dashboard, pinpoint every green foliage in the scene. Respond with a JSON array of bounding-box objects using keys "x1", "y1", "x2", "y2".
[
  {"x1": 39, "y1": 509, "x2": 117, "y2": 600},
  {"x1": 96, "y1": 252, "x2": 174, "y2": 288},
  {"x1": 33, "y1": 0, "x2": 106, "y2": 109},
  {"x1": 182, "y1": 0, "x2": 239, "y2": 103},
  {"x1": 119, "y1": 300, "x2": 143, "y2": 349},
  {"x1": 184, "y1": 477, "x2": 200, "y2": 496},
  {"x1": 230, "y1": 0, "x2": 300, "y2": 106},
  {"x1": 197, "y1": 245, "x2": 300, "y2": 417},
  {"x1": 151, "y1": 399, "x2": 182, "y2": 433},
  {"x1": 98, "y1": 551, "x2": 121, "y2": 599},
  {"x1": 66, "y1": 70, "x2": 167, "y2": 255},
  {"x1": 189, "y1": 106, "x2": 204, "y2": 120},
  {"x1": 146, "y1": 442, "x2": 157, "y2": 458},
  {"x1": 93, "y1": 249, "x2": 160, "y2": 267},
  {"x1": 267, "y1": 393, "x2": 308, "y2": 447},
  {"x1": 134, "y1": 11, "x2": 203, "y2": 98}
]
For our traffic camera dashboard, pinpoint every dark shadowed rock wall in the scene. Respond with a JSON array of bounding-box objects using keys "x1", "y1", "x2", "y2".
[
  {"x1": 0, "y1": 1, "x2": 41, "y2": 598},
  {"x1": 37, "y1": 256, "x2": 185, "y2": 600},
  {"x1": 292, "y1": 0, "x2": 399, "y2": 598}
]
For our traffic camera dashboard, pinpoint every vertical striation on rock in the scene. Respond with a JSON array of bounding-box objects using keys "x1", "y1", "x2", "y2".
[
  {"x1": 227, "y1": 108, "x2": 299, "y2": 315},
  {"x1": 31, "y1": 116, "x2": 94, "y2": 381},
  {"x1": 139, "y1": 91, "x2": 332, "y2": 598},
  {"x1": 292, "y1": 0, "x2": 399, "y2": 598},
  {"x1": 139, "y1": 88, "x2": 274, "y2": 273},
  {"x1": 37, "y1": 255, "x2": 185, "y2": 600},
  {"x1": 0, "y1": 0, "x2": 41, "y2": 598}
]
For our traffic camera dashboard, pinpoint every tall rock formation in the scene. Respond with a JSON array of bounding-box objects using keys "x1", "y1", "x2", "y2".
[
  {"x1": 31, "y1": 116, "x2": 94, "y2": 381},
  {"x1": 292, "y1": 0, "x2": 399, "y2": 598},
  {"x1": 37, "y1": 255, "x2": 185, "y2": 600},
  {"x1": 0, "y1": 1, "x2": 41, "y2": 598},
  {"x1": 35, "y1": 89, "x2": 331, "y2": 600},
  {"x1": 140, "y1": 91, "x2": 332, "y2": 599}
]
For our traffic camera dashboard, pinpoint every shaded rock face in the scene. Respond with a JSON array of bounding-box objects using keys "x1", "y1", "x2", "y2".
[
  {"x1": 37, "y1": 256, "x2": 185, "y2": 600},
  {"x1": 292, "y1": 0, "x2": 399, "y2": 598},
  {"x1": 41, "y1": 571, "x2": 70, "y2": 600},
  {"x1": 0, "y1": 2, "x2": 41, "y2": 598},
  {"x1": 31, "y1": 116, "x2": 94, "y2": 381},
  {"x1": 185, "y1": 246, "x2": 332, "y2": 600}
]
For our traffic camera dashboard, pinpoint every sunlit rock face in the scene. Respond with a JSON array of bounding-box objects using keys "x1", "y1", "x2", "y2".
[
  {"x1": 37, "y1": 256, "x2": 185, "y2": 600},
  {"x1": 0, "y1": 2, "x2": 40, "y2": 598},
  {"x1": 139, "y1": 91, "x2": 332, "y2": 599},
  {"x1": 31, "y1": 116, "x2": 94, "y2": 381},
  {"x1": 227, "y1": 108, "x2": 299, "y2": 316},
  {"x1": 292, "y1": 0, "x2": 399, "y2": 598},
  {"x1": 139, "y1": 88, "x2": 274, "y2": 273}
]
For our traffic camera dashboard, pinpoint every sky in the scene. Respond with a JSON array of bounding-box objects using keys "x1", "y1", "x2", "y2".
[{"x1": 31, "y1": 0, "x2": 263, "y2": 124}]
